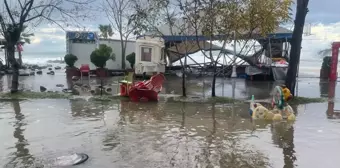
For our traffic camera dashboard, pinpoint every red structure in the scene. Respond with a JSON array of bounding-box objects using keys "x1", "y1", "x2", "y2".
[
  {"x1": 80, "y1": 64, "x2": 90, "y2": 76},
  {"x1": 330, "y1": 42, "x2": 340, "y2": 81},
  {"x1": 128, "y1": 73, "x2": 165, "y2": 102},
  {"x1": 327, "y1": 82, "x2": 336, "y2": 117}
]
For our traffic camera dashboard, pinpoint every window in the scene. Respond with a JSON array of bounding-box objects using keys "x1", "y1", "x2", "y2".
[{"x1": 141, "y1": 47, "x2": 152, "y2": 62}]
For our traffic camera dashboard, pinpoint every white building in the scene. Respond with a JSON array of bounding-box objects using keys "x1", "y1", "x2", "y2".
[
  {"x1": 66, "y1": 31, "x2": 135, "y2": 70},
  {"x1": 134, "y1": 36, "x2": 166, "y2": 75}
]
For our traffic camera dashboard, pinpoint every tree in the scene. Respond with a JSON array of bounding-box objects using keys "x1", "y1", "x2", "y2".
[
  {"x1": 17, "y1": 25, "x2": 34, "y2": 66},
  {"x1": 178, "y1": 0, "x2": 293, "y2": 97},
  {"x1": 64, "y1": 54, "x2": 78, "y2": 67},
  {"x1": 126, "y1": 52, "x2": 135, "y2": 68},
  {"x1": 90, "y1": 44, "x2": 113, "y2": 68},
  {"x1": 0, "y1": 0, "x2": 92, "y2": 93},
  {"x1": 98, "y1": 24, "x2": 113, "y2": 39},
  {"x1": 130, "y1": 0, "x2": 190, "y2": 97},
  {"x1": 285, "y1": 0, "x2": 309, "y2": 96},
  {"x1": 102, "y1": 0, "x2": 136, "y2": 69}
]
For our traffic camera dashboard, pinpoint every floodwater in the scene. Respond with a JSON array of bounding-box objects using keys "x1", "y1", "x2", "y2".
[
  {"x1": 0, "y1": 97, "x2": 339, "y2": 168},
  {"x1": 1, "y1": 71, "x2": 340, "y2": 167}
]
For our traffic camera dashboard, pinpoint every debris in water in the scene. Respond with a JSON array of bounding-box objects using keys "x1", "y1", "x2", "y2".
[{"x1": 55, "y1": 153, "x2": 89, "y2": 166}]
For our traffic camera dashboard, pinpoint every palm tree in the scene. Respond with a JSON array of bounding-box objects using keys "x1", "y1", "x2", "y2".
[
  {"x1": 17, "y1": 26, "x2": 34, "y2": 66},
  {"x1": 98, "y1": 24, "x2": 113, "y2": 39}
]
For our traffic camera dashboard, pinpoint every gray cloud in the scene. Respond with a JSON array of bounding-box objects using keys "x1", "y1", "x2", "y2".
[{"x1": 290, "y1": 0, "x2": 340, "y2": 24}]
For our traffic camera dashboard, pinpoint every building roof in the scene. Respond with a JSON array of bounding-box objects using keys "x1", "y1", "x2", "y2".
[{"x1": 142, "y1": 18, "x2": 292, "y2": 42}]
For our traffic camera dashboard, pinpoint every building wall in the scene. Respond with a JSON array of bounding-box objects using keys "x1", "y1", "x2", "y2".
[
  {"x1": 100, "y1": 39, "x2": 136, "y2": 70},
  {"x1": 69, "y1": 39, "x2": 136, "y2": 70}
]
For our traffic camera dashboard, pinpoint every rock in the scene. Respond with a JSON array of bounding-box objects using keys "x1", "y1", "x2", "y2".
[
  {"x1": 82, "y1": 84, "x2": 90, "y2": 90},
  {"x1": 40, "y1": 86, "x2": 47, "y2": 92},
  {"x1": 48, "y1": 68, "x2": 52, "y2": 70},
  {"x1": 72, "y1": 76, "x2": 79, "y2": 81},
  {"x1": 36, "y1": 70, "x2": 43, "y2": 75},
  {"x1": 72, "y1": 88, "x2": 80, "y2": 95},
  {"x1": 47, "y1": 71, "x2": 55, "y2": 75},
  {"x1": 29, "y1": 72, "x2": 35, "y2": 76},
  {"x1": 74, "y1": 83, "x2": 83, "y2": 87},
  {"x1": 62, "y1": 89, "x2": 73, "y2": 93},
  {"x1": 54, "y1": 66, "x2": 61, "y2": 70},
  {"x1": 56, "y1": 84, "x2": 64, "y2": 87},
  {"x1": 32, "y1": 65, "x2": 40, "y2": 69}
]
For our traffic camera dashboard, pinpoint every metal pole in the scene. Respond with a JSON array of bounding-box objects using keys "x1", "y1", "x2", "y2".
[
  {"x1": 222, "y1": 51, "x2": 225, "y2": 97},
  {"x1": 268, "y1": 38, "x2": 272, "y2": 78},
  {"x1": 203, "y1": 42, "x2": 206, "y2": 98}
]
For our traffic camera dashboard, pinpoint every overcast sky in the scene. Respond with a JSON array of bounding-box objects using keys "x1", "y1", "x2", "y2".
[{"x1": 21, "y1": 0, "x2": 340, "y2": 57}]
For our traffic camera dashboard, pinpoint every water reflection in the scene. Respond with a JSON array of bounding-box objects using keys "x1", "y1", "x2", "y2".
[
  {"x1": 319, "y1": 80, "x2": 329, "y2": 98},
  {"x1": 0, "y1": 97, "x2": 334, "y2": 167},
  {"x1": 271, "y1": 123, "x2": 296, "y2": 168},
  {"x1": 6, "y1": 100, "x2": 35, "y2": 167},
  {"x1": 326, "y1": 81, "x2": 340, "y2": 119}
]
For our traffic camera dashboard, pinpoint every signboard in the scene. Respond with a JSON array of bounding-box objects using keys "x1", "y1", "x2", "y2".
[{"x1": 66, "y1": 31, "x2": 98, "y2": 40}]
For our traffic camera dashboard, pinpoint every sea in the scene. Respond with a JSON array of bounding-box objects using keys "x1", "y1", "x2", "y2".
[{"x1": 0, "y1": 51, "x2": 65, "y2": 65}]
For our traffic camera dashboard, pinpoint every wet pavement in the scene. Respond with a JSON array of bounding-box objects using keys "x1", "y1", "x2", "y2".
[{"x1": 1, "y1": 71, "x2": 340, "y2": 167}]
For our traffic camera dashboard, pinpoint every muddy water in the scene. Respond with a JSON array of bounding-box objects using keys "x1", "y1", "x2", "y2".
[{"x1": 0, "y1": 99, "x2": 339, "y2": 168}]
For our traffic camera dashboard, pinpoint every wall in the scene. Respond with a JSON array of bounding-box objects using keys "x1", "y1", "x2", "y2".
[
  {"x1": 69, "y1": 39, "x2": 136, "y2": 70},
  {"x1": 99, "y1": 39, "x2": 135, "y2": 69}
]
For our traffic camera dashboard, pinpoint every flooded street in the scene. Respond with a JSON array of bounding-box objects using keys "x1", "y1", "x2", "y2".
[
  {"x1": 1, "y1": 73, "x2": 340, "y2": 167},
  {"x1": 0, "y1": 98, "x2": 339, "y2": 168}
]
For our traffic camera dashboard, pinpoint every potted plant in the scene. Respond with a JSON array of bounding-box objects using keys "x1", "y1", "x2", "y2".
[
  {"x1": 90, "y1": 44, "x2": 113, "y2": 77},
  {"x1": 320, "y1": 56, "x2": 331, "y2": 79},
  {"x1": 126, "y1": 52, "x2": 135, "y2": 69},
  {"x1": 64, "y1": 54, "x2": 80, "y2": 77}
]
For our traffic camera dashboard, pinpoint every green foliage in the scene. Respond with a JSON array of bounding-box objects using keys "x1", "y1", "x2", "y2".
[
  {"x1": 19, "y1": 25, "x2": 34, "y2": 45},
  {"x1": 0, "y1": 91, "x2": 72, "y2": 99},
  {"x1": 130, "y1": 0, "x2": 293, "y2": 38},
  {"x1": 290, "y1": 96, "x2": 326, "y2": 105},
  {"x1": 126, "y1": 52, "x2": 135, "y2": 68},
  {"x1": 64, "y1": 54, "x2": 78, "y2": 67},
  {"x1": 322, "y1": 56, "x2": 332, "y2": 69},
  {"x1": 99, "y1": 24, "x2": 113, "y2": 39},
  {"x1": 90, "y1": 44, "x2": 113, "y2": 68}
]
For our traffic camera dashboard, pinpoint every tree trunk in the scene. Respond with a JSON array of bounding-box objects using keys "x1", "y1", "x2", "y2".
[
  {"x1": 18, "y1": 51, "x2": 22, "y2": 67},
  {"x1": 211, "y1": 66, "x2": 217, "y2": 97},
  {"x1": 17, "y1": 44, "x2": 22, "y2": 67},
  {"x1": 120, "y1": 36, "x2": 126, "y2": 69},
  {"x1": 182, "y1": 54, "x2": 187, "y2": 97},
  {"x1": 7, "y1": 44, "x2": 20, "y2": 93},
  {"x1": 285, "y1": 0, "x2": 309, "y2": 96}
]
